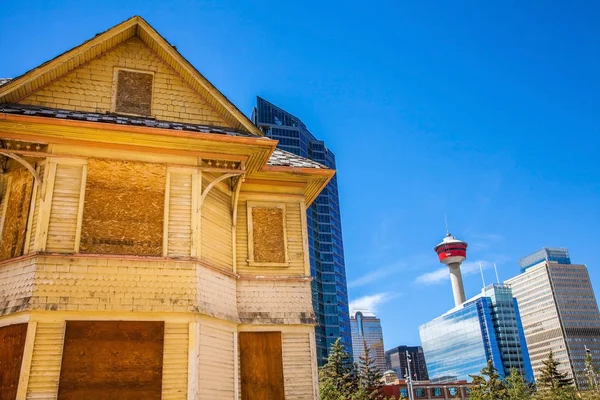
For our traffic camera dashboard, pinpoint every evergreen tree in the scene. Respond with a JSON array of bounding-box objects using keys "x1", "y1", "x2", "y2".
[
  {"x1": 585, "y1": 347, "x2": 600, "y2": 392},
  {"x1": 319, "y1": 338, "x2": 358, "y2": 400},
  {"x1": 505, "y1": 368, "x2": 533, "y2": 400},
  {"x1": 533, "y1": 351, "x2": 577, "y2": 400},
  {"x1": 355, "y1": 340, "x2": 385, "y2": 400},
  {"x1": 536, "y1": 351, "x2": 574, "y2": 390},
  {"x1": 468, "y1": 360, "x2": 508, "y2": 400}
]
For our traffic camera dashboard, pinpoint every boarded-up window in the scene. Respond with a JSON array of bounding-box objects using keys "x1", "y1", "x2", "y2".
[
  {"x1": 80, "y1": 159, "x2": 165, "y2": 256},
  {"x1": 239, "y1": 332, "x2": 285, "y2": 400},
  {"x1": 114, "y1": 69, "x2": 153, "y2": 116},
  {"x1": 247, "y1": 203, "x2": 287, "y2": 265},
  {"x1": 0, "y1": 323, "x2": 28, "y2": 400},
  {"x1": 0, "y1": 168, "x2": 34, "y2": 261},
  {"x1": 58, "y1": 321, "x2": 164, "y2": 400}
]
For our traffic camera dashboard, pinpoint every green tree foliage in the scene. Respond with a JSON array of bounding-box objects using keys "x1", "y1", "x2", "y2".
[
  {"x1": 468, "y1": 360, "x2": 508, "y2": 400},
  {"x1": 319, "y1": 338, "x2": 358, "y2": 400},
  {"x1": 533, "y1": 351, "x2": 577, "y2": 400},
  {"x1": 355, "y1": 340, "x2": 385, "y2": 400},
  {"x1": 319, "y1": 338, "x2": 395, "y2": 400},
  {"x1": 505, "y1": 368, "x2": 533, "y2": 400}
]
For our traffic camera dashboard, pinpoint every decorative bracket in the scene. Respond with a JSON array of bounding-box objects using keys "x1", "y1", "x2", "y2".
[
  {"x1": 0, "y1": 150, "x2": 42, "y2": 185},
  {"x1": 199, "y1": 172, "x2": 244, "y2": 207}
]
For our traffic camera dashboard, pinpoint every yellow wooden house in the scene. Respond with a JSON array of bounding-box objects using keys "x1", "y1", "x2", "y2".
[{"x1": 0, "y1": 16, "x2": 333, "y2": 400}]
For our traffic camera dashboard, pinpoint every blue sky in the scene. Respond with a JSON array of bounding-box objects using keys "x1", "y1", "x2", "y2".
[{"x1": 2, "y1": 1, "x2": 599, "y2": 349}]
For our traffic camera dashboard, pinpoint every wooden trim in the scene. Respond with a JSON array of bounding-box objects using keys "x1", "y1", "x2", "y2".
[
  {"x1": 188, "y1": 322, "x2": 199, "y2": 400},
  {"x1": 246, "y1": 201, "x2": 289, "y2": 267},
  {"x1": 233, "y1": 331, "x2": 239, "y2": 400},
  {"x1": 24, "y1": 173, "x2": 37, "y2": 254},
  {"x1": 231, "y1": 176, "x2": 244, "y2": 274},
  {"x1": 73, "y1": 164, "x2": 87, "y2": 253},
  {"x1": 299, "y1": 200, "x2": 311, "y2": 277},
  {"x1": 191, "y1": 169, "x2": 200, "y2": 258},
  {"x1": 309, "y1": 330, "x2": 319, "y2": 400},
  {"x1": 0, "y1": 151, "x2": 42, "y2": 185},
  {"x1": 237, "y1": 275, "x2": 312, "y2": 282},
  {"x1": 15, "y1": 320, "x2": 37, "y2": 399},
  {"x1": 0, "y1": 113, "x2": 272, "y2": 147},
  {"x1": 0, "y1": 175, "x2": 12, "y2": 240},
  {"x1": 162, "y1": 170, "x2": 171, "y2": 257},
  {"x1": 199, "y1": 172, "x2": 242, "y2": 206},
  {"x1": 36, "y1": 162, "x2": 57, "y2": 251}
]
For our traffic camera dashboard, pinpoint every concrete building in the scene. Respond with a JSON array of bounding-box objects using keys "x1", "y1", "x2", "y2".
[
  {"x1": 252, "y1": 97, "x2": 351, "y2": 364},
  {"x1": 381, "y1": 378, "x2": 472, "y2": 400},
  {"x1": 351, "y1": 310, "x2": 386, "y2": 372},
  {"x1": 419, "y1": 284, "x2": 534, "y2": 383},
  {"x1": 0, "y1": 16, "x2": 332, "y2": 399},
  {"x1": 506, "y1": 248, "x2": 600, "y2": 389},
  {"x1": 385, "y1": 345, "x2": 429, "y2": 381}
]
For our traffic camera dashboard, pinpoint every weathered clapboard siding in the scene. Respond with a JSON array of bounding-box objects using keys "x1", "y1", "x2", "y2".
[
  {"x1": 282, "y1": 332, "x2": 314, "y2": 400},
  {"x1": 162, "y1": 323, "x2": 189, "y2": 400},
  {"x1": 198, "y1": 323, "x2": 235, "y2": 399},
  {"x1": 236, "y1": 198, "x2": 307, "y2": 276},
  {"x1": 45, "y1": 164, "x2": 84, "y2": 253},
  {"x1": 26, "y1": 322, "x2": 65, "y2": 400},
  {"x1": 25, "y1": 164, "x2": 44, "y2": 254},
  {"x1": 201, "y1": 173, "x2": 232, "y2": 271},
  {"x1": 166, "y1": 171, "x2": 193, "y2": 257},
  {"x1": 0, "y1": 175, "x2": 11, "y2": 240}
]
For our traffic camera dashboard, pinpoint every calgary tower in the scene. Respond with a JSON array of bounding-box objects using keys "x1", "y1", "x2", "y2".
[{"x1": 434, "y1": 232, "x2": 468, "y2": 307}]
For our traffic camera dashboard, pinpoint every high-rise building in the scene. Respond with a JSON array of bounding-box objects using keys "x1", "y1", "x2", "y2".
[
  {"x1": 419, "y1": 284, "x2": 534, "y2": 383},
  {"x1": 252, "y1": 97, "x2": 351, "y2": 364},
  {"x1": 351, "y1": 310, "x2": 387, "y2": 372},
  {"x1": 506, "y1": 248, "x2": 600, "y2": 389},
  {"x1": 385, "y1": 346, "x2": 429, "y2": 381}
]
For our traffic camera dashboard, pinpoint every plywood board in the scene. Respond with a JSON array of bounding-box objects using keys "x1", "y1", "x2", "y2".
[
  {"x1": 58, "y1": 321, "x2": 164, "y2": 400},
  {"x1": 252, "y1": 208, "x2": 285, "y2": 263},
  {"x1": 0, "y1": 168, "x2": 34, "y2": 260},
  {"x1": 0, "y1": 323, "x2": 28, "y2": 400},
  {"x1": 114, "y1": 69, "x2": 153, "y2": 116},
  {"x1": 239, "y1": 332, "x2": 285, "y2": 400},
  {"x1": 80, "y1": 159, "x2": 165, "y2": 256}
]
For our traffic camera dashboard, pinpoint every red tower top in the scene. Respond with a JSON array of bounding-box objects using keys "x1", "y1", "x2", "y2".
[{"x1": 434, "y1": 233, "x2": 468, "y2": 266}]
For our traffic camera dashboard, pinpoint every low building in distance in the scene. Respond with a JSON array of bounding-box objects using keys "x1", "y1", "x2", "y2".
[
  {"x1": 506, "y1": 247, "x2": 600, "y2": 389},
  {"x1": 385, "y1": 345, "x2": 429, "y2": 381},
  {"x1": 420, "y1": 283, "x2": 534, "y2": 383},
  {"x1": 351, "y1": 310, "x2": 386, "y2": 371},
  {"x1": 381, "y1": 378, "x2": 472, "y2": 399}
]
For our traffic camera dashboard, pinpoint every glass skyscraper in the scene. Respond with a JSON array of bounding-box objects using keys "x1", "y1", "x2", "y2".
[
  {"x1": 419, "y1": 284, "x2": 533, "y2": 383},
  {"x1": 351, "y1": 311, "x2": 386, "y2": 372},
  {"x1": 252, "y1": 97, "x2": 351, "y2": 364}
]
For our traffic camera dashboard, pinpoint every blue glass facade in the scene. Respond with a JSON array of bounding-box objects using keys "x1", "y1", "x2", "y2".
[
  {"x1": 519, "y1": 247, "x2": 571, "y2": 272},
  {"x1": 419, "y1": 284, "x2": 534, "y2": 383},
  {"x1": 252, "y1": 97, "x2": 351, "y2": 364}
]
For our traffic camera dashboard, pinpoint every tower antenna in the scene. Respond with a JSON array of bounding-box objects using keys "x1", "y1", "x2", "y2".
[
  {"x1": 444, "y1": 215, "x2": 449, "y2": 235},
  {"x1": 479, "y1": 262, "x2": 486, "y2": 288},
  {"x1": 494, "y1": 263, "x2": 500, "y2": 284}
]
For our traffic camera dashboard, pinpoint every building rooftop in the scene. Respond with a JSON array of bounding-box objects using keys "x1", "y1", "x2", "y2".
[
  {"x1": 0, "y1": 104, "x2": 328, "y2": 170},
  {"x1": 519, "y1": 247, "x2": 570, "y2": 272}
]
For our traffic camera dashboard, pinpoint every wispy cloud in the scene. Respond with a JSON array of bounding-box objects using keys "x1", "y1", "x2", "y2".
[
  {"x1": 469, "y1": 233, "x2": 505, "y2": 251},
  {"x1": 348, "y1": 266, "x2": 399, "y2": 289},
  {"x1": 414, "y1": 260, "x2": 493, "y2": 285},
  {"x1": 349, "y1": 292, "x2": 400, "y2": 313}
]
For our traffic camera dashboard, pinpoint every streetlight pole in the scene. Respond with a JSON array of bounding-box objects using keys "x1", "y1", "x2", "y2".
[{"x1": 405, "y1": 351, "x2": 414, "y2": 400}]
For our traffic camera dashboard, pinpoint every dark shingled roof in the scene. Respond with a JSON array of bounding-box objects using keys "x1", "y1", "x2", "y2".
[
  {"x1": 0, "y1": 103, "x2": 328, "y2": 170},
  {"x1": 0, "y1": 103, "x2": 253, "y2": 136}
]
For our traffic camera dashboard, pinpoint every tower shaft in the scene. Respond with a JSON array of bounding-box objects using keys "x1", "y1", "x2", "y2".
[{"x1": 448, "y1": 262, "x2": 466, "y2": 306}]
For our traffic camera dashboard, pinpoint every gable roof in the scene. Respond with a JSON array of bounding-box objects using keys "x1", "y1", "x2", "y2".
[{"x1": 0, "y1": 16, "x2": 262, "y2": 136}]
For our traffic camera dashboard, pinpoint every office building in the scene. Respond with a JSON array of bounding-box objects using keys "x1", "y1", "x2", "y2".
[
  {"x1": 385, "y1": 345, "x2": 429, "y2": 381},
  {"x1": 506, "y1": 248, "x2": 600, "y2": 389},
  {"x1": 419, "y1": 284, "x2": 534, "y2": 383},
  {"x1": 253, "y1": 97, "x2": 351, "y2": 364},
  {"x1": 351, "y1": 311, "x2": 386, "y2": 372}
]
